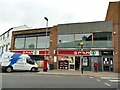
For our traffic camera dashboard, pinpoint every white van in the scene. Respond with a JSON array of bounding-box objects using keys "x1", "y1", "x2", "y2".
[{"x1": 0, "y1": 52, "x2": 38, "y2": 72}]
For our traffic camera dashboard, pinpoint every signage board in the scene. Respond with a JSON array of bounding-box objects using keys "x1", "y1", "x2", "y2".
[
  {"x1": 57, "y1": 50, "x2": 90, "y2": 56},
  {"x1": 90, "y1": 51, "x2": 99, "y2": 56}
]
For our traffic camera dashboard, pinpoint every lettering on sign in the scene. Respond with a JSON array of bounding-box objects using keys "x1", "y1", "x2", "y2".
[
  {"x1": 74, "y1": 51, "x2": 90, "y2": 56},
  {"x1": 23, "y1": 51, "x2": 33, "y2": 55}
]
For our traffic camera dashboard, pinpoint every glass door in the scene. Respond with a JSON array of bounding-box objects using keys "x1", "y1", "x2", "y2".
[
  {"x1": 69, "y1": 56, "x2": 75, "y2": 70},
  {"x1": 91, "y1": 57, "x2": 98, "y2": 71}
]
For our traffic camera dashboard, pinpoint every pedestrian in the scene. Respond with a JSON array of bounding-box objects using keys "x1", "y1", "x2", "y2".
[
  {"x1": 81, "y1": 64, "x2": 83, "y2": 74},
  {"x1": 93, "y1": 61, "x2": 98, "y2": 72},
  {"x1": 81, "y1": 59, "x2": 83, "y2": 74}
]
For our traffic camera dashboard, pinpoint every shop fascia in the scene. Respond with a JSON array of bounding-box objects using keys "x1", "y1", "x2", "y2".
[
  {"x1": 57, "y1": 50, "x2": 99, "y2": 56},
  {"x1": 12, "y1": 50, "x2": 99, "y2": 56},
  {"x1": 12, "y1": 50, "x2": 49, "y2": 55}
]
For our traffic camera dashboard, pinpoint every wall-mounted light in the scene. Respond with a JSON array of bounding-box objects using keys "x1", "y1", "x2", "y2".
[
  {"x1": 113, "y1": 31, "x2": 116, "y2": 35},
  {"x1": 50, "y1": 40, "x2": 52, "y2": 43}
]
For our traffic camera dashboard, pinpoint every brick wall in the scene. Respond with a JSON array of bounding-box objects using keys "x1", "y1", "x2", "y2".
[{"x1": 106, "y1": 2, "x2": 120, "y2": 73}]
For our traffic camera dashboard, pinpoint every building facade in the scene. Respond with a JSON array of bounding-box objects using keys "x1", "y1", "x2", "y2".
[
  {"x1": 1, "y1": 1, "x2": 120, "y2": 72},
  {"x1": 11, "y1": 21, "x2": 114, "y2": 72}
]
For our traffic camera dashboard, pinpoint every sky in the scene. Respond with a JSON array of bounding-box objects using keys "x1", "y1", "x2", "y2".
[{"x1": 0, "y1": 0, "x2": 120, "y2": 35}]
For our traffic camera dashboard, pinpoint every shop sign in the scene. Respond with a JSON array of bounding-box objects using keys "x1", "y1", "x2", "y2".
[
  {"x1": 33, "y1": 50, "x2": 39, "y2": 55},
  {"x1": 101, "y1": 51, "x2": 113, "y2": 55},
  {"x1": 57, "y1": 50, "x2": 90, "y2": 56},
  {"x1": 74, "y1": 51, "x2": 90, "y2": 56},
  {"x1": 82, "y1": 57, "x2": 88, "y2": 66},
  {"x1": 39, "y1": 50, "x2": 49, "y2": 55},
  {"x1": 12, "y1": 50, "x2": 34, "y2": 55},
  {"x1": 90, "y1": 51, "x2": 99, "y2": 56}
]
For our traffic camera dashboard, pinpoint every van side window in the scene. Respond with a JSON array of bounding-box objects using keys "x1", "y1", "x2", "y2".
[{"x1": 26, "y1": 58, "x2": 34, "y2": 65}]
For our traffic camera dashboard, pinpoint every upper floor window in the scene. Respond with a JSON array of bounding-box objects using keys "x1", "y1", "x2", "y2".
[
  {"x1": 58, "y1": 34, "x2": 74, "y2": 43},
  {"x1": 37, "y1": 36, "x2": 50, "y2": 49},
  {"x1": 75, "y1": 33, "x2": 92, "y2": 41},
  {"x1": 7, "y1": 31, "x2": 9, "y2": 38},
  {"x1": 25, "y1": 37, "x2": 36, "y2": 49},
  {"x1": 93, "y1": 32, "x2": 112, "y2": 41},
  {"x1": 14, "y1": 37, "x2": 25, "y2": 49},
  {"x1": 93, "y1": 32, "x2": 112, "y2": 48}
]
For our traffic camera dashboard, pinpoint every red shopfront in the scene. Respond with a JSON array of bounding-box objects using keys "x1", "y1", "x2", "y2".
[{"x1": 57, "y1": 50, "x2": 91, "y2": 70}]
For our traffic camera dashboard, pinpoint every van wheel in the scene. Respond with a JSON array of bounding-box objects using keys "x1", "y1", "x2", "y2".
[
  {"x1": 31, "y1": 67, "x2": 36, "y2": 72},
  {"x1": 6, "y1": 67, "x2": 12, "y2": 73}
]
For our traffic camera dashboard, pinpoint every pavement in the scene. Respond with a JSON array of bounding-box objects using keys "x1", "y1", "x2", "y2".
[{"x1": 37, "y1": 69, "x2": 120, "y2": 77}]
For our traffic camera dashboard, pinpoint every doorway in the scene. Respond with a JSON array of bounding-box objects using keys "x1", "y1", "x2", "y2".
[
  {"x1": 91, "y1": 57, "x2": 102, "y2": 72},
  {"x1": 75, "y1": 57, "x2": 80, "y2": 70},
  {"x1": 103, "y1": 57, "x2": 113, "y2": 72}
]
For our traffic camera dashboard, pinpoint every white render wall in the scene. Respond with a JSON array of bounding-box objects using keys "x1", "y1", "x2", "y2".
[{"x1": 0, "y1": 25, "x2": 29, "y2": 52}]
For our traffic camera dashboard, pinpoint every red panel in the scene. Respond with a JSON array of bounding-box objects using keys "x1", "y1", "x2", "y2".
[
  {"x1": 39, "y1": 50, "x2": 49, "y2": 55},
  {"x1": 58, "y1": 50, "x2": 74, "y2": 55},
  {"x1": 57, "y1": 50, "x2": 90, "y2": 56},
  {"x1": 12, "y1": 50, "x2": 33, "y2": 55}
]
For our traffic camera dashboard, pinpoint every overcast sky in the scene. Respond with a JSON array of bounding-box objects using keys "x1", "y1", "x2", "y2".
[{"x1": 0, "y1": 0, "x2": 119, "y2": 35}]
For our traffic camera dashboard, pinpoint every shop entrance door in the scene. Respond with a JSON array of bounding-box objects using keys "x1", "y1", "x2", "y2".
[
  {"x1": 75, "y1": 57, "x2": 80, "y2": 70},
  {"x1": 91, "y1": 57, "x2": 99, "y2": 71},
  {"x1": 103, "y1": 57, "x2": 113, "y2": 72}
]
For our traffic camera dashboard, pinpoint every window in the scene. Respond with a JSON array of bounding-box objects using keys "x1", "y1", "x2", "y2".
[
  {"x1": 93, "y1": 32, "x2": 112, "y2": 41},
  {"x1": 26, "y1": 58, "x2": 34, "y2": 65},
  {"x1": 37, "y1": 36, "x2": 50, "y2": 49},
  {"x1": 25, "y1": 37, "x2": 36, "y2": 49},
  {"x1": 58, "y1": 34, "x2": 74, "y2": 43},
  {"x1": 7, "y1": 31, "x2": 9, "y2": 38},
  {"x1": 58, "y1": 34, "x2": 74, "y2": 48},
  {"x1": 58, "y1": 33, "x2": 92, "y2": 48},
  {"x1": 75, "y1": 33, "x2": 92, "y2": 41},
  {"x1": 14, "y1": 38, "x2": 25, "y2": 49},
  {"x1": 3, "y1": 35, "x2": 5, "y2": 40},
  {"x1": 93, "y1": 32, "x2": 112, "y2": 48}
]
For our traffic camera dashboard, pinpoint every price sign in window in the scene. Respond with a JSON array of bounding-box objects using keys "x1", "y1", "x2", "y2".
[
  {"x1": 82, "y1": 57, "x2": 88, "y2": 66},
  {"x1": 69, "y1": 57, "x2": 74, "y2": 64}
]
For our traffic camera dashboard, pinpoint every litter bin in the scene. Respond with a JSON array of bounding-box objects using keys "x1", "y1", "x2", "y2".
[{"x1": 49, "y1": 64, "x2": 54, "y2": 70}]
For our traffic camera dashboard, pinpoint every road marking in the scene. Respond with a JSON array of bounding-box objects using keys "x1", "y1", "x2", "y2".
[
  {"x1": 109, "y1": 80, "x2": 120, "y2": 83},
  {"x1": 89, "y1": 77, "x2": 93, "y2": 79},
  {"x1": 105, "y1": 83, "x2": 111, "y2": 87},
  {"x1": 101, "y1": 77, "x2": 119, "y2": 80},
  {"x1": 96, "y1": 79, "x2": 101, "y2": 82}
]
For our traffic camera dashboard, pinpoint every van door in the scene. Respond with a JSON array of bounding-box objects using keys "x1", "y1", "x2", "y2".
[
  {"x1": 25, "y1": 58, "x2": 35, "y2": 70},
  {"x1": 13, "y1": 58, "x2": 25, "y2": 70}
]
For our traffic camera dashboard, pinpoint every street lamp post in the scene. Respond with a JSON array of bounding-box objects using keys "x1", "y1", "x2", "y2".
[
  {"x1": 43, "y1": 17, "x2": 48, "y2": 72},
  {"x1": 44, "y1": 17, "x2": 48, "y2": 60}
]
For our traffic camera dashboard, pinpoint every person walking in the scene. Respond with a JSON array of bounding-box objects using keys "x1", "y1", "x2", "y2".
[
  {"x1": 94, "y1": 61, "x2": 98, "y2": 72},
  {"x1": 81, "y1": 59, "x2": 83, "y2": 74},
  {"x1": 81, "y1": 64, "x2": 83, "y2": 74}
]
